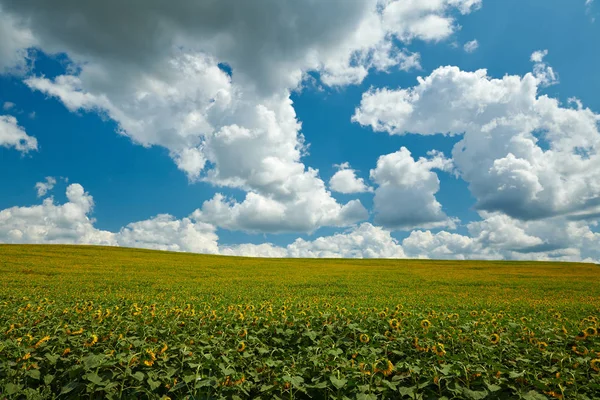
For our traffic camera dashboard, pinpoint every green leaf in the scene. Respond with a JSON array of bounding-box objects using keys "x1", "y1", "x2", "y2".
[
  {"x1": 60, "y1": 381, "x2": 80, "y2": 395},
  {"x1": 132, "y1": 371, "x2": 145, "y2": 382},
  {"x1": 147, "y1": 378, "x2": 161, "y2": 390},
  {"x1": 26, "y1": 369, "x2": 41, "y2": 380},
  {"x1": 461, "y1": 387, "x2": 488, "y2": 400},
  {"x1": 4, "y1": 383, "x2": 22, "y2": 395},
  {"x1": 356, "y1": 394, "x2": 377, "y2": 400},
  {"x1": 45, "y1": 353, "x2": 60, "y2": 365},
  {"x1": 86, "y1": 372, "x2": 104, "y2": 385},
  {"x1": 44, "y1": 374, "x2": 55, "y2": 385},
  {"x1": 509, "y1": 371, "x2": 525, "y2": 378},
  {"x1": 485, "y1": 382, "x2": 501, "y2": 392},
  {"x1": 260, "y1": 384, "x2": 275, "y2": 392},
  {"x1": 522, "y1": 391, "x2": 548, "y2": 400},
  {"x1": 398, "y1": 386, "x2": 416, "y2": 397},
  {"x1": 329, "y1": 375, "x2": 347, "y2": 390}
]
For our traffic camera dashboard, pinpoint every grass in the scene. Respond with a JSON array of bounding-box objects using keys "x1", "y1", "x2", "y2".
[{"x1": 0, "y1": 244, "x2": 599, "y2": 399}]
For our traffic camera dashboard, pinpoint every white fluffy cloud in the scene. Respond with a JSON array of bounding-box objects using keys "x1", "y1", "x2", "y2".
[
  {"x1": 353, "y1": 51, "x2": 600, "y2": 223},
  {"x1": 0, "y1": 184, "x2": 114, "y2": 245},
  {"x1": 0, "y1": 115, "x2": 37, "y2": 153},
  {"x1": 370, "y1": 147, "x2": 457, "y2": 230},
  {"x1": 117, "y1": 214, "x2": 219, "y2": 254},
  {"x1": 35, "y1": 176, "x2": 57, "y2": 197},
  {"x1": 224, "y1": 223, "x2": 406, "y2": 259},
  {"x1": 1, "y1": 182, "x2": 598, "y2": 263},
  {"x1": 0, "y1": 0, "x2": 483, "y2": 234},
  {"x1": 463, "y1": 39, "x2": 479, "y2": 53},
  {"x1": 329, "y1": 162, "x2": 372, "y2": 194}
]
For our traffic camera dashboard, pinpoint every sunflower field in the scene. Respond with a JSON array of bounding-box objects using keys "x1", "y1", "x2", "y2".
[{"x1": 1, "y1": 245, "x2": 599, "y2": 399}]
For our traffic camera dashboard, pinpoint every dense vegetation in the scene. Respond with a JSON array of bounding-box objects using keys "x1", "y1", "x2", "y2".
[{"x1": 0, "y1": 245, "x2": 599, "y2": 399}]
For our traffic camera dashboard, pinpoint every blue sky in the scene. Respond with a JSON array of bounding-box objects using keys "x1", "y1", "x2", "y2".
[{"x1": 1, "y1": 0, "x2": 600, "y2": 261}]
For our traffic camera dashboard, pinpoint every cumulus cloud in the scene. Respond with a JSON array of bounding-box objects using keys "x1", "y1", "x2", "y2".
[
  {"x1": 1, "y1": 0, "x2": 483, "y2": 234},
  {"x1": 0, "y1": 115, "x2": 38, "y2": 153},
  {"x1": 329, "y1": 162, "x2": 372, "y2": 194},
  {"x1": 3, "y1": 102, "x2": 15, "y2": 111},
  {"x1": 463, "y1": 39, "x2": 479, "y2": 53},
  {"x1": 116, "y1": 214, "x2": 219, "y2": 254},
  {"x1": 353, "y1": 52, "x2": 600, "y2": 223},
  {"x1": 0, "y1": 7, "x2": 35, "y2": 74},
  {"x1": 370, "y1": 147, "x2": 457, "y2": 230},
  {"x1": 1, "y1": 182, "x2": 598, "y2": 263},
  {"x1": 224, "y1": 223, "x2": 406, "y2": 259},
  {"x1": 35, "y1": 177, "x2": 57, "y2": 197},
  {"x1": 0, "y1": 184, "x2": 114, "y2": 245}
]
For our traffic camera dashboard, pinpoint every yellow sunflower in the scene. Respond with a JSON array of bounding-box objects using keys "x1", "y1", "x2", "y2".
[
  {"x1": 538, "y1": 342, "x2": 548, "y2": 352},
  {"x1": 237, "y1": 341, "x2": 246, "y2": 352},
  {"x1": 591, "y1": 359, "x2": 600, "y2": 372},
  {"x1": 359, "y1": 333, "x2": 370, "y2": 344},
  {"x1": 489, "y1": 333, "x2": 500, "y2": 345},
  {"x1": 420, "y1": 319, "x2": 431, "y2": 329},
  {"x1": 585, "y1": 326, "x2": 597, "y2": 336},
  {"x1": 389, "y1": 318, "x2": 401, "y2": 330}
]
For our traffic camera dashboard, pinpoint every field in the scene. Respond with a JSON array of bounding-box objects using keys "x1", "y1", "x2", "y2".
[{"x1": 0, "y1": 245, "x2": 599, "y2": 399}]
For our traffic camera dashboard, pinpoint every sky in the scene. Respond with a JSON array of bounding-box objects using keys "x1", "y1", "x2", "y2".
[{"x1": 1, "y1": 0, "x2": 600, "y2": 262}]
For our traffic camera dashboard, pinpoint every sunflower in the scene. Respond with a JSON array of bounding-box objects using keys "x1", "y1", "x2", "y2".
[
  {"x1": 489, "y1": 333, "x2": 500, "y2": 345},
  {"x1": 420, "y1": 319, "x2": 431, "y2": 329},
  {"x1": 585, "y1": 326, "x2": 597, "y2": 336},
  {"x1": 529, "y1": 337, "x2": 539, "y2": 345},
  {"x1": 389, "y1": 318, "x2": 401, "y2": 330},
  {"x1": 520, "y1": 317, "x2": 528, "y2": 323},
  {"x1": 575, "y1": 331, "x2": 588, "y2": 341},
  {"x1": 237, "y1": 341, "x2": 246, "y2": 352},
  {"x1": 591, "y1": 359, "x2": 600, "y2": 372},
  {"x1": 62, "y1": 348, "x2": 71, "y2": 357},
  {"x1": 434, "y1": 343, "x2": 446, "y2": 357},
  {"x1": 376, "y1": 360, "x2": 394, "y2": 376},
  {"x1": 538, "y1": 342, "x2": 548, "y2": 352},
  {"x1": 572, "y1": 345, "x2": 588, "y2": 356},
  {"x1": 378, "y1": 311, "x2": 387, "y2": 319},
  {"x1": 238, "y1": 328, "x2": 247, "y2": 337},
  {"x1": 34, "y1": 335, "x2": 51, "y2": 348},
  {"x1": 359, "y1": 333, "x2": 370, "y2": 343},
  {"x1": 470, "y1": 311, "x2": 478, "y2": 317},
  {"x1": 84, "y1": 334, "x2": 98, "y2": 347}
]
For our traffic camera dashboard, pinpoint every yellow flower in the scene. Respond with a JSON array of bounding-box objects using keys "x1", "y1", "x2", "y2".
[
  {"x1": 237, "y1": 341, "x2": 246, "y2": 352},
  {"x1": 388, "y1": 318, "x2": 401, "y2": 330},
  {"x1": 434, "y1": 343, "x2": 446, "y2": 357},
  {"x1": 575, "y1": 331, "x2": 587, "y2": 341},
  {"x1": 238, "y1": 328, "x2": 247, "y2": 337},
  {"x1": 144, "y1": 359, "x2": 154, "y2": 367},
  {"x1": 420, "y1": 319, "x2": 431, "y2": 329},
  {"x1": 359, "y1": 333, "x2": 370, "y2": 343},
  {"x1": 62, "y1": 348, "x2": 71, "y2": 357},
  {"x1": 538, "y1": 342, "x2": 548, "y2": 352},
  {"x1": 158, "y1": 343, "x2": 168, "y2": 355},
  {"x1": 22, "y1": 353, "x2": 31, "y2": 361},
  {"x1": 34, "y1": 335, "x2": 51, "y2": 348},
  {"x1": 489, "y1": 333, "x2": 500, "y2": 345},
  {"x1": 591, "y1": 359, "x2": 600, "y2": 372},
  {"x1": 585, "y1": 326, "x2": 597, "y2": 336},
  {"x1": 84, "y1": 334, "x2": 98, "y2": 347}
]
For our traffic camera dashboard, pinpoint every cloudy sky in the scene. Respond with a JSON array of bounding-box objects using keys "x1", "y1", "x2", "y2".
[{"x1": 1, "y1": 0, "x2": 600, "y2": 262}]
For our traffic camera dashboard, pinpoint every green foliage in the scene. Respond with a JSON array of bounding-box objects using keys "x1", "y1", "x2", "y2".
[{"x1": 0, "y1": 244, "x2": 599, "y2": 399}]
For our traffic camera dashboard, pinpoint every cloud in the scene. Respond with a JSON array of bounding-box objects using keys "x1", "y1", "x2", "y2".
[
  {"x1": 116, "y1": 214, "x2": 219, "y2": 254},
  {"x1": 35, "y1": 177, "x2": 57, "y2": 197},
  {"x1": 0, "y1": 115, "x2": 38, "y2": 153},
  {"x1": 0, "y1": 7, "x2": 35, "y2": 74},
  {"x1": 463, "y1": 39, "x2": 479, "y2": 53},
  {"x1": 0, "y1": 182, "x2": 598, "y2": 263},
  {"x1": 329, "y1": 162, "x2": 372, "y2": 194},
  {"x1": 2, "y1": 102, "x2": 15, "y2": 111},
  {"x1": 0, "y1": 184, "x2": 115, "y2": 245},
  {"x1": 353, "y1": 52, "x2": 600, "y2": 222},
  {"x1": 224, "y1": 223, "x2": 406, "y2": 259},
  {"x1": 369, "y1": 147, "x2": 457, "y2": 230},
  {"x1": 0, "y1": 0, "x2": 483, "y2": 234}
]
